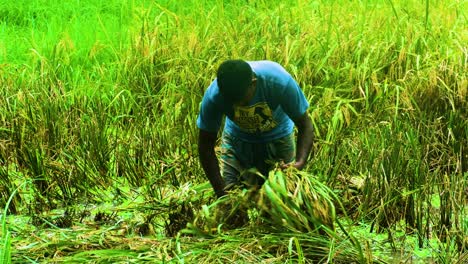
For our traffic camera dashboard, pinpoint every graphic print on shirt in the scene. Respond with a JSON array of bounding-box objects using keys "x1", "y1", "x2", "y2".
[{"x1": 233, "y1": 102, "x2": 278, "y2": 133}]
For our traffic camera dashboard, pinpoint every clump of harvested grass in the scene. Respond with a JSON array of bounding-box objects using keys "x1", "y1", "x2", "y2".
[
  {"x1": 258, "y1": 168, "x2": 336, "y2": 234},
  {"x1": 186, "y1": 189, "x2": 254, "y2": 237},
  {"x1": 188, "y1": 168, "x2": 340, "y2": 236},
  {"x1": 182, "y1": 169, "x2": 374, "y2": 263}
]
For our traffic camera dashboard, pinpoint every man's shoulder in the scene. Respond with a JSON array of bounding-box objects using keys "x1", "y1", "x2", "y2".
[
  {"x1": 202, "y1": 80, "x2": 227, "y2": 108},
  {"x1": 249, "y1": 61, "x2": 291, "y2": 87},
  {"x1": 248, "y1": 60, "x2": 286, "y2": 73},
  {"x1": 203, "y1": 79, "x2": 220, "y2": 98}
]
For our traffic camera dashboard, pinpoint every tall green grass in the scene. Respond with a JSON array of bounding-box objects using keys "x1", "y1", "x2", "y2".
[
  {"x1": 0, "y1": 182, "x2": 29, "y2": 264},
  {"x1": 0, "y1": 201, "x2": 12, "y2": 264},
  {"x1": 0, "y1": 0, "x2": 466, "y2": 262}
]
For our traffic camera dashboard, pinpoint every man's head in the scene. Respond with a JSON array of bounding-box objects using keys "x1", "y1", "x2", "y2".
[{"x1": 217, "y1": 60, "x2": 256, "y2": 104}]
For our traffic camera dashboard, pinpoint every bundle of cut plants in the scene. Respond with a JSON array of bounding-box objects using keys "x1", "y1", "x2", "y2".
[
  {"x1": 186, "y1": 187, "x2": 257, "y2": 236},
  {"x1": 183, "y1": 169, "x2": 373, "y2": 263},
  {"x1": 187, "y1": 168, "x2": 343, "y2": 236},
  {"x1": 258, "y1": 168, "x2": 337, "y2": 235}
]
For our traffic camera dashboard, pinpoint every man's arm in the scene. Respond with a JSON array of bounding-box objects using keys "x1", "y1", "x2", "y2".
[
  {"x1": 291, "y1": 112, "x2": 314, "y2": 170},
  {"x1": 198, "y1": 129, "x2": 226, "y2": 197}
]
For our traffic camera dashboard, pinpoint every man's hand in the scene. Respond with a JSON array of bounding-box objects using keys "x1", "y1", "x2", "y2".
[
  {"x1": 280, "y1": 160, "x2": 306, "y2": 170},
  {"x1": 290, "y1": 112, "x2": 314, "y2": 170}
]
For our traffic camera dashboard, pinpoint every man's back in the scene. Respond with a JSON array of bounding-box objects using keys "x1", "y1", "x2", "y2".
[{"x1": 197, "y1": 60, "x2": 309, "y2": 143}]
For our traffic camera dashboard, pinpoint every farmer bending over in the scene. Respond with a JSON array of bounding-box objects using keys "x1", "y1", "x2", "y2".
[{"x1": 197, "y1": 59, "x2": 314, "y2": 198}]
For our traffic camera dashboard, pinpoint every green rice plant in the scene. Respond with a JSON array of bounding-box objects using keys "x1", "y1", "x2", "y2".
[
  {"x1": 0, "y1": 210, "x2": 12, "y2": 264},
  {"x1": 0, "y1": 203, "x2": 12, "y2": 263},
  {"x1": 0, "y1": 164, "x2": 19, "y2": 216},
  {"x1": 0, "y1": 181, "x2": 29, "y2": 264}
]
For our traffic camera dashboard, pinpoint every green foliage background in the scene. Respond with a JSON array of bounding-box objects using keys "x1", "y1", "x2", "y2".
[{"x1": 0, "y1": 0, "x2": 466, "y2": 262}]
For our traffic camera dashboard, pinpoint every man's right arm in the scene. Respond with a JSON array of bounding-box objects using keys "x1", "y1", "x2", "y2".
[{"x1": 198, "y1": 129, "x2": 226, "y2": 198}]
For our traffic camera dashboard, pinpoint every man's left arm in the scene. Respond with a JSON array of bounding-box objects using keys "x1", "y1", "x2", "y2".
[{"x1": 291, "y1": 112, "x2": 314, "y2": 170}]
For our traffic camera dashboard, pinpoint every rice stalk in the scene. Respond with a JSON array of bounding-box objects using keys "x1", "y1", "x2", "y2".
[{"x1": 1, "y1": 181, "x2": 29, "y2": 264}]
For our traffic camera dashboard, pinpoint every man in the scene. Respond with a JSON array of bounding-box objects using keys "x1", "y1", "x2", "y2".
[{"x1": 197, "y1": 60, "x2": 314, "y2": 198}]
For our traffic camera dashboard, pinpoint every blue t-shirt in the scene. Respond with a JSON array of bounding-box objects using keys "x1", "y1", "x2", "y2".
[{"x1": 197, "y1": 61, "x2": 309, "y2": 143}]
